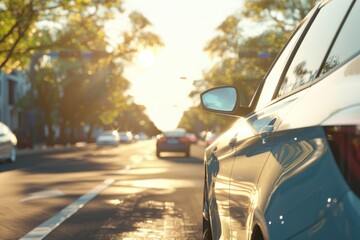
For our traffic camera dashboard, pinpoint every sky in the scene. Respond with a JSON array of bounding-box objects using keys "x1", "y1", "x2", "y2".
[{"x1": 111, "y1": 0, "x2": 243, "y2": 131}]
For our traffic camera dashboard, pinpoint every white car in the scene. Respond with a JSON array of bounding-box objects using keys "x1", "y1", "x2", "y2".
[
  {"x1": 96, "y1": 131, "x2": 120, "y2": 146},
  {"x1": 0, "y1": 122, "x2": 17, "y2": 163}
]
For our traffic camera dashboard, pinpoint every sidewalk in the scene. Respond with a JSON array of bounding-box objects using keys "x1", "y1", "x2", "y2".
[{"x1": 17, "y1": 142, "x2": 94, "y2": 156}]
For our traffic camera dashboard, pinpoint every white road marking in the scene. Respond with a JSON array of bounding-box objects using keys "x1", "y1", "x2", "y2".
[
  {"x1": 20, "y1": 189, "x2": 65, "y2": 202},
  {"x1": 118, "y1": 165, "x2": 132, "y2": 174},
  {"x1": 19, "y1": 178, "x2": 115, "y2": 240}
]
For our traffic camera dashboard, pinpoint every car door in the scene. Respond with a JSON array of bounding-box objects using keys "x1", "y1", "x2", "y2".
[{"x1": 223, "y1": 10, "x2": 315, "y2": 239}]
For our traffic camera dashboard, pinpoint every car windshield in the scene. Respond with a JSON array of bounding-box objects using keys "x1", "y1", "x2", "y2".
[
  {"x1": 163, "y1": 129, "x2": 186, "y2": 137},
  {"x1": 101, "y1": 131, "x2": 117, "y2": 136}
]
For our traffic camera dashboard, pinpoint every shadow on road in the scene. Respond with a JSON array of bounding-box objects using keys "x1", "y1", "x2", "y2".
[{"x1": 158, "y1": 155, "x2": 202, "y2": 165}]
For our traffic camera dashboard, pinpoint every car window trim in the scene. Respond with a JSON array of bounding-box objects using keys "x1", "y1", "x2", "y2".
[
  {"x1": 270, "y1": 6, "x2": 321, "y2": 101},
  {"x1": 266, "y1": 0, "x2": 353, "y2": 108},
  {"x1": 252, "y1": 17, "x2": 311, "y2": 111},
  {"x1": 253, "y1": 5, "x2": 319, "y2": 113},
  {"x1": 272, "y1": 0, "x2": 354, "y2": 103}
]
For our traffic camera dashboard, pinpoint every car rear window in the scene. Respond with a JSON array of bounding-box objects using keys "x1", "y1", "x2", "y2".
[{"x1": 164, "y1": 130, "x2": 186, "y2": 137}]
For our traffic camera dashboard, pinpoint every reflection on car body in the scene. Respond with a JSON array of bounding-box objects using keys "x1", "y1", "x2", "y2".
[{"x1": 200, "y1": 1, "x2": 360, "y2": 239}]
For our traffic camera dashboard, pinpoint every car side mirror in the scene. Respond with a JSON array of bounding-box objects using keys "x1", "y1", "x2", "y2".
[{"x1": 200, "y1": 86, "x2": 253, "y2": 117}]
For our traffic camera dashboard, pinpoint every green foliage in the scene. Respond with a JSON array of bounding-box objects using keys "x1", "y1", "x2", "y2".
[
  {"x1": 242, "y1": 0, "x2": 315, "y2": 31},
  {"x1": 0, "y1": 0, "x2": 122, "y2": 71},
  {"x1": 178, "y1": 106, "x2": 236, "y2": 135},
  {"x1": 117, "y1": 102, "x2": 161, "y2": 136},
  {"x1": 3, "y1": 0, "x2": 163, "y2": 145}
]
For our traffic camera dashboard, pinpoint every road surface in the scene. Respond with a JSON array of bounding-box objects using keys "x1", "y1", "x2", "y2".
[{"x1": 0, "y1": 140, "x2": 206, "y2": 240}]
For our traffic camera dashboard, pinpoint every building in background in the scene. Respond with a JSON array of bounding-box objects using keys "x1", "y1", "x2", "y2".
[{"x1": 0, "y1": 70, "x2": 30, "y2": 130}]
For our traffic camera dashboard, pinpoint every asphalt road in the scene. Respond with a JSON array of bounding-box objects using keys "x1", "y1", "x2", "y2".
[{"x1": 0, "y1": 140, "x2": 206, "y2": 240}]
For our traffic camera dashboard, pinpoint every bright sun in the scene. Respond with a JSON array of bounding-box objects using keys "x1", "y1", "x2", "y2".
[{"x1": 137, "y1": 49, "x2": 156, "y2": 68}]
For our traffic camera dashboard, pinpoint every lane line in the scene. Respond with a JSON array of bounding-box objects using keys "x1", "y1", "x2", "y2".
[
  {"x1": 20, "y1": 189, "x2": 65, "y2": 203},
  {"x1": 19, "y1": 178, "x2": 115, "y2": 240}
]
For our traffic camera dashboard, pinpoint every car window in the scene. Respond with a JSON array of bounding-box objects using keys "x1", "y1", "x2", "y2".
[
  {"x1": 321, "y1": 1, "x2": 360, "y2": 75},
  {"x1": 256, "y1": 19, "x2": 309, "y2": 109},
  {"x1": 277, "y1": 0, "x2": 352, "y2": 98}
]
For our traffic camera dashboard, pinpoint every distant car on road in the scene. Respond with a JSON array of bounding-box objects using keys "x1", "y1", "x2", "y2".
[
  {"x1": 156, "y1": 128, "x2": 190, "y2": 157},
  {"x1": 119, "y1": 131, "x2": 134, "y2": 143},
  {"x1": 204, "y1": 131, "x2": 217, "y2": 146},
  {"x1": 0, "y1": 122, "x2": 17, "y2": 163},
  {"x1": 96, "y1": 131, "x2": 120, "y2": 147},
  {"x1": 134, "y1": 132, "x2": 149, "y2": 141},
  {"x1": 186, "y1": 133, "x2": 198, "y2": 144}
]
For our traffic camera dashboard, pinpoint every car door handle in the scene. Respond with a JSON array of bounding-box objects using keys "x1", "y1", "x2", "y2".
[
  {"x1": 260, "y1": 118, "x2": 277, "y2": 144},
  {"x1": 228, "y1": 137, "x2": 237, "y2": 149}
]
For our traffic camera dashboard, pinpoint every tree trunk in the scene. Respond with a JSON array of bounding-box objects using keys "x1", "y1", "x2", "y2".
[{"x1": 86, "y1": 123, "x2": 94, "y2": 143}]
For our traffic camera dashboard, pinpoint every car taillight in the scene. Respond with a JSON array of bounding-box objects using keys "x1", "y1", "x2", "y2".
[
  {"x1": 325, "y1": 126, "x2": 360, "y2": 197},
  {"x1": 181, "y1": 137, "x2": 188, "y2": 143},
  {"x1": 158, "y1": 137, "x2": 166, "y2": 143}
]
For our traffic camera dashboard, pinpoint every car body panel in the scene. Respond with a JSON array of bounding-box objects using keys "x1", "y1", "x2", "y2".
[{"x1": 207, "y1": 90, "x2": 307, "y2": 239}]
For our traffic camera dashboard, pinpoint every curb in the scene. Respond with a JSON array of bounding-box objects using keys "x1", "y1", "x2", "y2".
[{"x1": 17, "y1": 142, "x2": 95, "y2": 157}]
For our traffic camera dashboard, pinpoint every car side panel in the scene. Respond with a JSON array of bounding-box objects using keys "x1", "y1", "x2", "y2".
[
  {"x1": 205, "y1": 130, "x2": 236, "y2": 240},
  {"x1": 228, "y1": 90, "x2": 306, "y2": 239},
  {"x1": 258, "y1": 127, "x2": 349, "y2": 239},
  {"x1": 259, "y1": 55, "x2": 360, "y2": 239}
]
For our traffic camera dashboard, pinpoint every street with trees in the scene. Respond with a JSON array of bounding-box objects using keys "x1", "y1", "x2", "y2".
[{"x1": 0, "y1": 0, "x2": 162, "y2": 145}]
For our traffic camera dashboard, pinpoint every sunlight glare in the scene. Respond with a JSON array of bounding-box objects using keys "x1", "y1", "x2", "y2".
[{"x1": 137, "y1": 49, "x2": 156, "y2": 68}]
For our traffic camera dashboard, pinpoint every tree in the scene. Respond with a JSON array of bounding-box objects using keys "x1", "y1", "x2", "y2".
[
  {"x1": 0, "y1": 0, "x2": 121, "y2": 71},
  {"x1": 116, "y1": 102, "x2": 161, "y2": 137},
  {"x1": 6, "y1": 0, "x2": 163, "y2": 145}
]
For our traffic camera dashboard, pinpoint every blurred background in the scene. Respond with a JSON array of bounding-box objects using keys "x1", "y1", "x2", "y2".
[{"x1": 0, "y1": 0, "x2": 316, "y2": 148}]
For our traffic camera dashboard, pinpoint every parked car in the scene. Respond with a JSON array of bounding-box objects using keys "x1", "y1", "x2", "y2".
[
  {"x1": 134, "y1": 132, "x2": 149, "y2": 141},
  {"x1": 0, "y1": 122, "x2": 17, "y2": 163},
  {"x1": 204, "y1": 131, "x2": 218, "y2": 146},
  {"x1": 200, "y1": 1, "x2": 360, "y2": 239},
  {"x1": 96, "y1": 131, "x2": 120, "y2": 147},
  {"x1": 119, "y1": 131, "x2": 134, "y2": 143},
  {"x1": 156, "y1": 128, "x2": 190, "y2": 157},
  {"x1": 186, "y1": 133, "x2": 198, "y2": 144}
]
